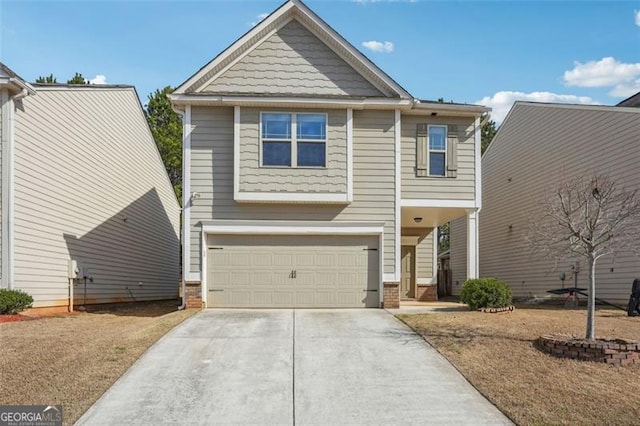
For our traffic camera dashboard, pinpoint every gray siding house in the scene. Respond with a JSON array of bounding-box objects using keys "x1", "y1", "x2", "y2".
[
  {"x1": 0, "y1": 63, "x2": 181, "y2": 309},
  {"x1": 170, "y1": 0, "x2": 487, "y2": 309},
  {"x1": 451, "y1": 101, "x2": 640, "y2": 302}
]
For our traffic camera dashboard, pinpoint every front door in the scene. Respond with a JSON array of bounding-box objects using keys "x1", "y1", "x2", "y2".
[{"x1": 401, "y1": 246, "x2": 414, "y2": 299}]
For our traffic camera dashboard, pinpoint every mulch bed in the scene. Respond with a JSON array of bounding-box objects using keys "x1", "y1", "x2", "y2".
[{"x1": 0, "y1": 314, "x2": 40, "y2": 323}]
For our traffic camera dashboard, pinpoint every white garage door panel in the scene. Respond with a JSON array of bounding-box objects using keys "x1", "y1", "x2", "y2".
[{"x1": 207, "y1": 235, "x2": 379, "y2": 308}]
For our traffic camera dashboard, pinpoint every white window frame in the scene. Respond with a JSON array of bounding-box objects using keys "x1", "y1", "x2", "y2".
[
  {"x1": 260, "y1": 112, "x2": 328, "y2": 168},
  {"x1": 427, "y1": 124, "x2": 447, "y2": 177}
]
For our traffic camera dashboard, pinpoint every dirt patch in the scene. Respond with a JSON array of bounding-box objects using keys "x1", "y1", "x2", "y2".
[
  {"x1": 0, "y1": 300, "x2": 197, "y2": 425},
  {"x1": 399, "y1": 306, "x2": 640, "y2": 425}
]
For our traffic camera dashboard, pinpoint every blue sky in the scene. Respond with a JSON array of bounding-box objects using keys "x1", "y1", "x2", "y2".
[{"x1": 1, "y1": 0, "x2": 639, "y2": 123}]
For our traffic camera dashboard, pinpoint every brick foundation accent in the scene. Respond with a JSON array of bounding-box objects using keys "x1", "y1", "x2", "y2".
[
  {"x1": 537, "y1": 335, "x2": 640, "y2": 365},
  {"x1": 185, "y1": 282, "x2": 203, "y2": 309},
  {"x1": 416, "y1": 284, "x2": 437, "y2": 302},
  {"x1": 383, "y1": 282, "x2": 400, "y2": 308}
]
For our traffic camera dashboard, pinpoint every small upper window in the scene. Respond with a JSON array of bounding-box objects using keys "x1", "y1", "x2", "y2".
[
  {"x1": 261, "y1": 113, "x2": 326, "y2": 168},
  {"x1": 428, "y1": 126, "x2": 446, "y2": 176}
]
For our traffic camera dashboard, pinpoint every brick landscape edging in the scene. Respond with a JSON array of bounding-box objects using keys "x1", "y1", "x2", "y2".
[
  {"x1": 480, "y1": 306, "x2": 515, "y2": 313},
  {"x1": 536, "y1": 334, "x2": 640, "y2": 365}
]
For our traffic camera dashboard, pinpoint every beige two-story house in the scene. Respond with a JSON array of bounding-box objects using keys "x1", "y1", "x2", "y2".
[
  {"x1": 170, "y1": 0, "x2": 487, "y2": 309},
  {"x1": 1, "y1": 62, "x2": 181, "y2": 310}
]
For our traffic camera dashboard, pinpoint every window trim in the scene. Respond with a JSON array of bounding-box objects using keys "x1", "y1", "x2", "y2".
[
  {"x1": 427, "y1": 124, "x2": 447, "y2": 177},
  {"x1": 259, "y1": 112, "x2": 328, "y2": 168}
]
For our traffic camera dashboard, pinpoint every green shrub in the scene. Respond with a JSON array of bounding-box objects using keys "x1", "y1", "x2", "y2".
[
  {"x1": 0, "y1": 289, "x2": 34, "y2": 314},
  {"x1": 460, "y1": 278, "x2": 512, "y2": 310}
]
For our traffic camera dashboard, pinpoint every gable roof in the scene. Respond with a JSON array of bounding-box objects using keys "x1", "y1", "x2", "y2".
[
  {"x1": 483, "y1": 101, "x2": 640, "y2": 160},
  {"x1": 0, "y1": 62, "x2": 36, "y2": 96},
  {"x1": 173, "y1": 0, "x2": 412, "y2": 99},
  {"x1": 617, "y1": 91, "x2": 640, "y2": 108}
]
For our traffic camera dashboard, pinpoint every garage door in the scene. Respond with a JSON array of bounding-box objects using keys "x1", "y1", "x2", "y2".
[{"x1": 207, "y1": 235, "x2": 380, "y2": 308}]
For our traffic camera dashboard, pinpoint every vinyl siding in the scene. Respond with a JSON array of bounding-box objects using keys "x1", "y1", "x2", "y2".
[
  {"x1": 453, "y1": 103, "x2": 640, "y2": 302},
  {"x1": 13, "y1": 88, "x2": 181, "y2": 307},
  {"x1": 189, "y1": 107, "x2": 396, "y2": 275},
  {"x1": 238, "y1": 108, "x2": 347, "y2": 194},
  {"x1": 416, "y1": 229, "x2": 434, "y2": 281},
  {"x1": 401, "y1": 115, "x2": 476, "y2": 200},
  {"x1": 203, "y1": 20, "x2": 383, "y2": 98},
  {"x1": 0, "y1": 89, "x2": 5, "y2": 284}
]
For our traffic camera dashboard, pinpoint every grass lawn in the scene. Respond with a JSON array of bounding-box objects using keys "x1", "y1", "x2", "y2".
[
  {"x1": 399, "y1": 306, "x2": 640, "y2": 426},
  {"x1": 0, "y1": 301, "x2": 197, "y2": 425}
]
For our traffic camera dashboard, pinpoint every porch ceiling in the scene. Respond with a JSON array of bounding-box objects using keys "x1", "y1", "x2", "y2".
[{"x1": 401, "y1": 207, "x2": 468, "y2": 228}]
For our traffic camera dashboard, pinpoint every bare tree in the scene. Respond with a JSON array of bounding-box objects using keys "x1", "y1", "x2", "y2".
[{"x1": 526, "y1": 174, "x2": 640, "y2": 340}]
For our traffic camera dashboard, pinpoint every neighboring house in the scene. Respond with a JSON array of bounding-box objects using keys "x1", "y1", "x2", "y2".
[
  {"x1": 617, "y1": 91, "x2": 640, "y2": 108},
  {"x1": 451, "y1": 101, "x2": 640, "y2": 303},
  {"x1": 169, "y1": 0, "x2": 487, "y2": 309},
  {"x1": 0, "y1": 62, "x2": 181, "y2": 309}
]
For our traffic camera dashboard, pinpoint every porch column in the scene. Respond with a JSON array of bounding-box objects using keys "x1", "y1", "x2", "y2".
[{"x1": 466, "y1": 209, "x2": 479, "y2": 279}]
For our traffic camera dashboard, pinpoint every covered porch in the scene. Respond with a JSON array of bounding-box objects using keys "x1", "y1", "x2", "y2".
[{"x1": 398, "y1": 205, "x2": 478, "y2": 302}]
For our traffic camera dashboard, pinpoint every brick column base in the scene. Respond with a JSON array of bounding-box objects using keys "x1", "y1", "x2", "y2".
[
  {"x1": 185, "y1": 282, "x2": 203, "y2": 309},
  {"x1": 383, "y1": 282, "x2": 400, "y2": 308},
  {"x1": 416, "y1": 284, "x2": 438, "y2": 302}
]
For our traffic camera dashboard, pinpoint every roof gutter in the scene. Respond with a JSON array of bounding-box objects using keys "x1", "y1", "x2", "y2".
[{"x1": 9, "y1": 79, "x2": 36, "y2": 98}]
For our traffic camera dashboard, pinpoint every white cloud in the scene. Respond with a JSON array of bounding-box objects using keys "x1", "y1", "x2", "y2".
[
  {"x1": 608, "y1": 79, "x2": 640, "y2": 97},
  {"x1": 563, "y1": 57, "x2": 640, "y2": 98},
  {"x1": 249, "y1": 12, "x2": 269, "y2": 26},
  {"x1": 89, "y1": 74, "x2": 107, "y2": 85},
  {"x1": 476, "y1": 91, "x2": 599, "y2": 125},
  {"x1": 635, "y1": 10, "x2": 640, "y2": 26},
  {"x1": 362, "y1": 40, "x2": 394, "y2": 53}
]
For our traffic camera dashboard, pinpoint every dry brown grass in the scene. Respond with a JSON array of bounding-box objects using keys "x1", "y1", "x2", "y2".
[
  {"x1": 0, "y1": 301, "x2": 197, "y2": 425},
  {"x1": 399, "y1": 306, "x2": 640, "y2": 426}
]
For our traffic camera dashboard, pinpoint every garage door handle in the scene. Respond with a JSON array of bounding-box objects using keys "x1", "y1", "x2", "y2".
[
  {"x1": 364, "y1": 289, "x2": 378, "y2": 292},
  {"x1": 209, "y1": 289, "x2": 224, "y2": 292},
  {"x1": 363, "y1": 248, "x2": 378, "y2": 251}
]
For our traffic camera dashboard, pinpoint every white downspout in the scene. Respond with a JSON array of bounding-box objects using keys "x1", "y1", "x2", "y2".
[
  {"x1": 171, "y1": 104, "x2": 188, "y2": 310},
  {"x1": 6, "y1": 88, "x2": 30, "y2": 290}
]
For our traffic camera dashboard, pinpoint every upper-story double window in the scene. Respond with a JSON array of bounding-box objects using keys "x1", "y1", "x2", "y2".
[{"x1": 261, "y1": 113, "x2": 327, "y2": 168}]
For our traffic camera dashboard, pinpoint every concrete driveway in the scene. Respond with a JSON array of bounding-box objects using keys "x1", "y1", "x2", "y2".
[{"x1": 77, "y1": 310, "x2": 511, "y2": 425}]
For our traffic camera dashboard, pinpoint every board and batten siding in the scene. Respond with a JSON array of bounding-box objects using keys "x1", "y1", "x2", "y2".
[
  {"x1": 401, "y1": 115, "x2": 476, "y2": 200},
  {"x1": 202, "y1": 20, "x2": 383, "y2": 98},
  {"x1": 450, "y1": 217, "x2": 467, "y2": 295},
  {"x1": 13, "y1": 87, "x2": 181, "y2": 307},
  {"x1": 238, "y1": 108, "x2": 347, "y2": 194},
  {"x1": 415, "y1": 229, "x2": 435, "y2": 281},
  {"x1": 453, "y1": 103, "x2": 640, "y2": 302},
  {"x1": 189, "y1": 107, "x2": 396, "y2": 275}
]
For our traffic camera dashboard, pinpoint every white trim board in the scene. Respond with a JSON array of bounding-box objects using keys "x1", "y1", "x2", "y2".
[
  {"x1": 201, "y1": 222, "x2": 384, "y2": 235},
  {"x1": 346, "y1": 108, "x2": 353, "y2": 203},
  {"x1": 394, "y1": 109, "x2": 401, "y2": 283},
  {"x1": 233, "y1": 106, "x2": 240, "y2": 200},
  {"x1": 168, "y1": 94, "x2": 413, "y2": 110},
  {"x1": 235, "y1": 191, "x2": 350, "y2": 204},
  {"x1": 0, "y1": 91, "x2": 11, "y2": 288},
  {"x1": 401, "y1": 199, "x2": 477, "y2": 209},
  {"x1": 474, "y1": 115, "x2": 482, "y2": 211},
  {"x1": 182, "y1": 105, "x2": 192, "y2": 283}
]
